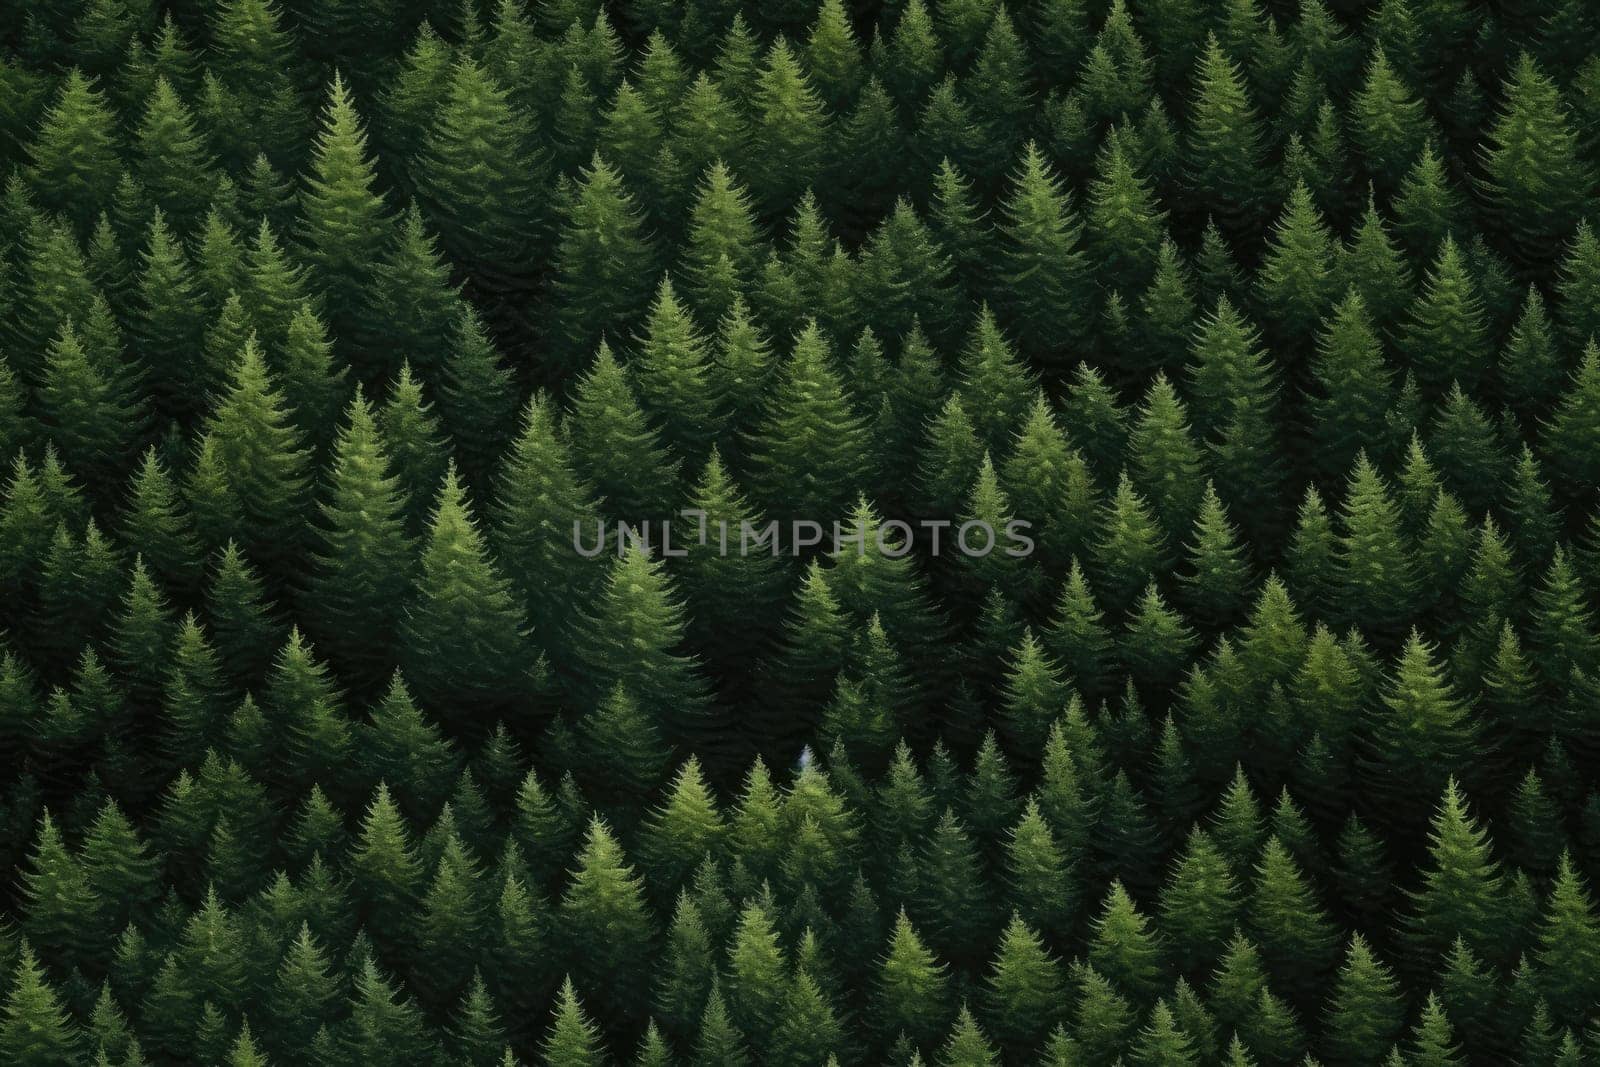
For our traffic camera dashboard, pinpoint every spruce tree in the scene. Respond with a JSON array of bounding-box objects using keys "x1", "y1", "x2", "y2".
[
  {"x1": 1405, "y1": 778, "x2": 1507, "y2": 966},
  {"x1": 132, "y1": 76, "x2": 216, "y2": 232},
  {"x1": 435, "y1": 307, "x2": 517, "y2": 499},
  {"x1": 1186, "y1": 35, "x2": 1271, "y2": 241},
  {"x1": 307, "y1": 388, "x2": 415, "y2": 690},
  {"x1": 1545, "y1": 342, "x2": 1600, "y2": 494},
  {"x1": 193, "y1": 336, "x2": 310, "y2": 577},
  {"x1": 129, "y1": 210, "x2": 207, "y2": 417},
  {"x1": 1257, "y1": 181, "x2": 1338, "y2": 350},
  {"x1": 566, "y1": 340, "x2": 680, "y2": 520},
  {"x1": 680, "y1": 163, "x2": 763, "y2": 325},
  {"x1": 1127, "y1": 373, "x2": 1206, "y2": 539},
  {"x1": 398, "y1": 465, "x2": 534, "y2": 722},
  {"x1": 995, "y1": 143, "x2": 1090, "y2": 368},
  {"x1": 571, "y1": 545, "x2": 710, "y2": 752},
  {"x1": 24, "y1": 70, "x2": 120, "y2": 231},
  {"x1": 415, "y1": 56, "x2": 545, "y2": 280},
  {"x1": 877, "y1": 908, "x2": 950, "y2": 1052},
  {"x1": 297, "y1": 75, "x2": 392, "y2": 372},
  {"x1": 37, "y1": 321, "x2": 144, "y2": 489},
  {"x1": 490, "y1": 393, "x2": 607, "y2": 663},
  {"x1": 1399, "y1": 236, "x2": 1490, "y2": 395},
  {"x1": 746, "y1": 321, "x2": 868, "y2": 520},
  {"x1": 0, "y1": 943, "x2": 84, "y2": 1067},
  {"x1": 1480, "y1": 54, "x2": 1588, "y2": 270},
  {"x1": 1350, "y1": 48, "x2": 1429, "y2": 193},
  {"x1": 745, "y1": 39, "x2": 828, "y2": 218},
  {"x1": 633, "y1": 276, "x2": 720, "y2": 460}
]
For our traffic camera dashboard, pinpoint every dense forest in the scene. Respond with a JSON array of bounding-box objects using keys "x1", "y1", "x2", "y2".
[{"x1": 1, "y1": 0, "x2": 1600, "y2": 1063}]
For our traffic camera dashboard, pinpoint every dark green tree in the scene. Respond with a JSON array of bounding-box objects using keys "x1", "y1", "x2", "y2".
[
  {"x1": 995, "y1": 142, "x2": 1090, "y2": 367},
  {"x1": 415, "y1": 57, "x2": 545, "y2": 281},
  {"x1": 399, "y1": 465, "x2": 534, "y2": 721}
]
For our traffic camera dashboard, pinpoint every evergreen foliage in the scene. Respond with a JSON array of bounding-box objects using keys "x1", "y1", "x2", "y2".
[{"x1": 0, "y1": 4, "x2": 1594, "y2": 1064}]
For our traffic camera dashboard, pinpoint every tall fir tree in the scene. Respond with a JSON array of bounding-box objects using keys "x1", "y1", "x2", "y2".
[
  {"x1": 399, "y1": 464, "x2": 535, "y2": 724},
  {"x1": 297, "y1": 74, "x2": 392, "y2": 376},
  {"x1": 307, "y1": 388, "x2": 415, "y2": 691}
]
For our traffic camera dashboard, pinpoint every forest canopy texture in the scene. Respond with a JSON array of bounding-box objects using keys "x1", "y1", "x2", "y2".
[{"x1": 2, "y1": 0, "x2": 1600, "y2": 1064}]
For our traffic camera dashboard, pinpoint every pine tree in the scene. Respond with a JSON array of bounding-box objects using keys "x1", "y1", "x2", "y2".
[
  {"x1": 347, "y1": 783, "x2": 423, "y2": 960},
  {"x1": 297, "y1": 75, "x2": 392, "y2": 372},
  {"x1": 693, "y1": 981, "x2": 751, "y2": 1066},
  {"x1": 25, "y1": 70, "x2": 120, "y2": 231},
  {"x1": 1404, "y1": 993, "x2": 1464, "y2": 1066},
  {"x1": 341, "y1": 953, "x2": 438, "y2": 1067},
  {"x1": 1186, "y1": 35, "x2": 1271, "y2": 240},
  {"x1": 877, "y1": 909, "x2": 951, "y2": 1051},
  {"x1": 1088, "y1": 879, "x2": 1166, "y2": 1005},
  {"x1": 829, "y1": 78, "x2": 908, "y2": 240},
  {"x1": 1338, "y1": 198, "x2": 1414, "y2": 333},
  {"x1": 746, "y1": 39, "x2": 828, "y2": 218},
  {"x1": 1126, "y1": 1000, "x2": 1199, "y2": 1067},
  {"x1": 633, "y1": 276, "x2": 719, "y2": 460},
  {"x1": 0, "y1": 942, "x2": 84, "y2": 1067},
  {"x1": 982, "y1": 915, "x2": 1065, "y2": 1054},
  {"x1": 566, "y1": 340, "x2": 679, "y2": 519},
  {"x1": 1546, "y1": 342, "x2": 1600, "y2": 494},
  {"x1": 416, "y1": 56, "x2": 545, "y2": 280},
  {"x1": 19, "y1": 810, "x2": 100, "y2": 969},
  {"x1": 128, "y1": 209, "x2": 207, "y2": 417},
  {"x1": 1248, "y1": 836, "x2": 1338, "y2": 1008},
  {"x1": 1405, "y1": 778, "x2": 1507, "y2": 966},
  {"x1": 1393, "y1": 141, "x2": 1466, "y2": 260},
  {"x1": 1399, "y1": 236, "x2": 1490, "y2": 395},
  {"x1": 425, "y1": 309, "x2": 513, "y2": 501},
  {"x1": 489, "y1": 393, "x2": 607, "y2": 664},
  {"x1": 937, "y1": 1003, "x2": 999, "y2": 1067},
  {"x1": 570, "y1": 545, "x2": 710, "y2": 754},
  {"x1": 1311, "y1": 290, "x2": 1396, "y2": 479},
  {"x1": 192, "y1": 335, "x2": 310, "y2": 576},
  {"x1": 132, "y1": 77, "x2": 217, "y2": 232},
  {"x1": 37, "y1": 321, "x2": 144, "y2": 488},
  {"x1": 1092, "y1": 472, "x2": 1169, "y2": 617},
  {"x1": 265, "y1": 923, "x2": 339, "y2": 1064},
  {"x1": 1318, "y1": 933, "x2": 1404, "y2": 1067},
  {"x1": 1257, "y1": 182, "x2": 1338, "y2": 349},
  {"x1": 1087, "y1": 134, "x2": 1168, "y2": 299},
  {"x1": 201, "y1": 541, "x2": 280, "y2": 693},
  {"x1": 995, "y1": 143, "x2": 1090, "y2": 367},
  {"x1": 1127, "y1": 373, "x2": 1206, "y2": 539},
  {"x1": 237, "y1": 219, "x2": 309, "y2": 352},
  {"x1": 801, "y1": 0, "x2": 860, "y2": 111},
  {"x1": 307, "y1": 388, "x2": 414, "y2": 690},
  {"x1": 725, "y1": 900, "x2": 788, "y2": 1055},
  {"x1": 915, "y1": 809, "x2": 994, "y2": 969},
  {"x1": 680, "y1": 163, "x2": 763, "y2": 326},
  {"x1": 1536, "y1": 852, "x2": 1600, "y2": 1029},
  {"x1": 678, "y1": 451, "x2": 787, "y2": 718},
  {"x1": 560, "y1": 819, "x2": 655, "y2": 1026},
  {"x1": 1496, "y1": 287, "x2": 1558, "y2": 423},
  {"x1": 770, "y1": 967, "x2": 846, "y2": 1067},
  {"x1": 399, "y1": 465, "x2": 534, "y2": 722},
  {"x1": 1160, "y1": 827, "x2": 1241, "y2": 979},
  {"x1": 1331, "y1": 453, "x2": 1416, "y2": 642},
  {"x1": 1363, "y1": 631, "x2": 1481, "y2": 826},
  {"x1": 80, "y1": 799, "x2": 159, "y2": 941},
  {"x1": 1350, "y1": 48, "x2": 1429, "y2": 193},
  {"x1": 359, "y1": 210, "x2": 454, "y2": 383},
  {"x1": 277, "y1": 303, "x2": 349, "y2": 460},
  {"x1": 1480, "y1": 54, "x2": 1588, "y2": 270},
  {"x1": 746, "y1": 321, "x2": 868, "y2": 520}
]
